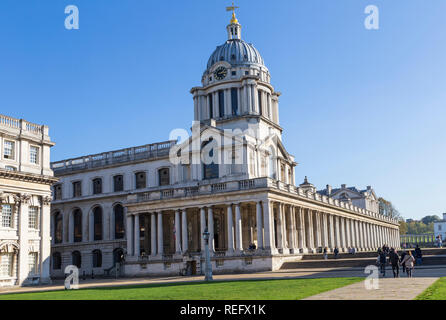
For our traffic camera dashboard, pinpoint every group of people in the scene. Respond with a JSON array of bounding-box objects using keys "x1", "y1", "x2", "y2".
[{"x1": 377, "y1": 244, "x2": 422, "y2": 278}]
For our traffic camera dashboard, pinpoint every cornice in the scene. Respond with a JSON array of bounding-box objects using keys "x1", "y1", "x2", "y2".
[{"x1": 0, "y1": 169, "x2": 59, "y2": 185}]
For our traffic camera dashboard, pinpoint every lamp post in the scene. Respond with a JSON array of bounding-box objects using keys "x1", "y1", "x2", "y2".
[{"x1": 203, "y1": 227, "x2": 213, "y2": 281}]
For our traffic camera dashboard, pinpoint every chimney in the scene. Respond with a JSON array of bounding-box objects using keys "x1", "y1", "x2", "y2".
[
  {"x1": 367, "y1": 186, "x2": 372, "y2": 191},
  {"x1": 443, "y1": 213, "x2": 446, "y2": 220},
  {"x1": 341, "y1": 184, "x2": 346, "y2": 189},
  {"x1": 326, "y1": 184, "x2": 332, "y2": 196}
]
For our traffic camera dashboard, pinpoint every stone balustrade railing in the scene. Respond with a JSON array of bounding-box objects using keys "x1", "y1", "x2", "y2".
[
  {"x1": 0, "y1": 114, "x2": 46, "y2": 136},
  {"x1": 129, "y1": 177, "x2": 399, "y2": 225},
  {"x1": 51, "y1": 140, "x2": 177, "y2": 174}
]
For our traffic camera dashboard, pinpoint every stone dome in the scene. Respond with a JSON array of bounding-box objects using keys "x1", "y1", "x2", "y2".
[{"x1": 206, "y1": 39, "x2": 265, "y2": 71}]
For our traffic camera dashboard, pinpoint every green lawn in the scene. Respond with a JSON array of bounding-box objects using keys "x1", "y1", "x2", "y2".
[
  {"x1": 416, "y1": 277, "x2": 446, "y2": 300},
  {"x1": 0, "y1": 277, "x2": 362, "y2": 300}
]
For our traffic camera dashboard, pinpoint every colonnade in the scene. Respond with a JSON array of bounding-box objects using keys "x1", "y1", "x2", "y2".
[{"x1": 126, "y1": 200, "x2": 400, "y2": 258}]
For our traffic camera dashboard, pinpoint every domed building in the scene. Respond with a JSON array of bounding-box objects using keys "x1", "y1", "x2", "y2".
[{"x1": 49, "y1": 7, "x2": 400, "y2": 279}]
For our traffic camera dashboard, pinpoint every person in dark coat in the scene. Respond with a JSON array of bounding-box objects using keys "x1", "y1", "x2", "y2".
[
  {"x1": 388, "y1": 248, "x2": 400, "y2": 278},
  {"x1": 415, "y1": 245, "x2": 422, "y2": 265},
  {"x1": 334, "y1": 247, "x2": 339, "y2": 259},
  {"x1": 400, "y1": 250, "x2": 407, "y2": 274}
]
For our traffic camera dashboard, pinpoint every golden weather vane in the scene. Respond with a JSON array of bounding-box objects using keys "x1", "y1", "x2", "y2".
[{"x1": 226, "y1": 2, "x2": 239, "y2": 24}]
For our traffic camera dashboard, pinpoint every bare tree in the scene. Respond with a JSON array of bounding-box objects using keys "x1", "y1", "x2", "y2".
[{"x1": 378, "y1": 197, "x2": 401, "y2": 219}]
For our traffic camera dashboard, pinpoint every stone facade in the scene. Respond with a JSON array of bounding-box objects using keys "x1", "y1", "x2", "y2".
[
  {"x1": 0, "y1": 115, "x2": 57, "y2": 287},
  {"x1": 49, "y1": 11, "x2": 400, "y2": 278}
]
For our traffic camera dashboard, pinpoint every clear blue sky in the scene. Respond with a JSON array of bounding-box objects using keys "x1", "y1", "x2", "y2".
[{"x1": 1, "y1": 0, "x2": 445, "y2": 220}]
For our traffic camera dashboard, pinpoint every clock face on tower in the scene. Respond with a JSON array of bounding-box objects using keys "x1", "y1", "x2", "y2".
[{"x1": 213, "y1": 66, "x2": 228, "y2": 80}]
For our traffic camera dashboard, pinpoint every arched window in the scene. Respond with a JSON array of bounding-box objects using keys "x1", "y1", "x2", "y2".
[
  {"x1": 92, "y1": 178, "x2": 102, "y2": 194},
  {"x1": 158, "y1": 168, "x2": 170, "y2": 186},
  {"x1": 93, "y1": 207, "x2": 102, "y2": 241},
  {"x1": 72, "y1": 251, "x2": 81, "y2": 268},
  {"x1": 92, "y1": 250, "x2": 102, "y2": 268},
  {"x1": 73, "y1": 209, "x2": 82, "y2": 242},
  {"x1": 135, "y1": 172, "x2": 146, "y2": 189},
  {"x1": 54, "y1": 212, "x2": 63, "y2": 244},
  {"x1": 202, "y1": 139, "x2": 219, "y2": 180},
  {"x1": 52, "y1": 252, "x2": 62, "y2": 270},
  {"x1": 114, "y1": 204, "x2": 125, "y2": 239}
]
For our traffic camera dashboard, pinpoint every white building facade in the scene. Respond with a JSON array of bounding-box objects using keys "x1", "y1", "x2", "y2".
[
  {"x1": 434, "y1": 213, "x2": 446, "y2": 242},
  {"x1": 50, "y1": 11, "x2": 400, "y2": 278},
  {"x1": 0, "y1": 115, "x2": 57, "y2": 287}
]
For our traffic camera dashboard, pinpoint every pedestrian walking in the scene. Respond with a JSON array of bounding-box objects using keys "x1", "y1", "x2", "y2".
[
  {"x1": 323, "y1": 247, "x2": 328, "y2": 260},
  {"x1": 401, "y1": 251, "x2": 415, "y2": 278},
  {"x1": 400, "y1": 250, "x2": 407, "y2": 274},
  {"x1": 334, "y1": 247, "x2": 339, "y2": 259},
  {"x1": 415, "y1": 245, "x2": 422, "y2": 266},
  {"x1": 388, "y1": 248, "x2": 400, "y2": 278}
]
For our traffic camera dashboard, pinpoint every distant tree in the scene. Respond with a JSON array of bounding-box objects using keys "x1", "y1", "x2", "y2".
[
  {"x1": 399, "y1": 219, "x2": 408, "y2": 235},
  {"x1": 421, "y1": 215, "x2": 440, "y2": 225},
  {"x1": 378, "y1": 198, "x2": 401, "y2": 219}
]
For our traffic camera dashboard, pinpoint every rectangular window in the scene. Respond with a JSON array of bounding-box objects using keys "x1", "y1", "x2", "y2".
[
  {"x1": 1, "y1": 204, "x2": 12, "y2": 228},
  {"x1": 208, "y1": 94, "x2": 213, "y2": 119},
  {"x1": 135, "y1": 172, "x2": 146, "y2": 189},
  {"x1": 3, "y1": 141, "x2": 15, "y2": 160},
  {"x1": 231, "y1": 88, "x2": 238, "y2": 116},
  {"x1": 28, "y1": 206, "x2": 39, "y2": 229},
  {"x1": 28, "y1": 252, "x2": 38, "y2": 275},
  {"x1": 0, "y1": 254, "x2": 13, "y2": 277},
  {"x1": 113, "y1": 175, "x2": 124, "y2": 192},
  {"x1": 5, "y1": 166, "x2": 16, "y2": 171},
  {"x1": 29, "y1": 146, "x2": 39, "y2": 164},
  {"x1": 93, "y1": 178, "x2": 102, "y2": 194},
  {"x1": 54, "y1": 184, "x2": 62, "y2": 200},
  {"x1": 73, "y1": 181, "x2": 82, "y2": 197},
  {"x1": 218, "y1": 90, "x2": 225, "y2": 118}
]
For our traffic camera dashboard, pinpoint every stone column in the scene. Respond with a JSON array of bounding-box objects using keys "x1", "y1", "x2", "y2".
[
  {"x1": 134, "y1": 214, "x2": 140, "y2": 257},
  {"x1": 235, "y1": 203, "x2": 242, "y2": 252},
  {"x1": 69, "y1": 211, "x2": 75, "y2": 243},
  {"x1": 157, "y1": 212, "x2": 163, "y2": 255},
  {"x1": 334, "y1": 216, "x2": 341, "y2": 251},
  {"x1": 151, "y1": 213, "x2": 156, "y2": 256},
  {"x1": 350, "y1": 219, "x2": 356, "y2": 249},
  {"x1": 328, "y1": 214, "x2": 335, "y2": 249},
  {"x1": 110, "y1": 206, "x2": 115, "y2": 240},
  {"x1": 200, "y1": 207, "x2": 206, "y2": 252},
  {"x1": 17, "y1": 195, "x2": 29, "y2": 285},
  {"x1": 126, "y1": 214, "x2": 133, "y2": 256},
  {"x1": 307, "y1": 208, "x2": 314, "y2": 251},
  {"x1": 340, "y1": 217, "x2": 347, "y2": 250},
  {"x1": 314, "y1": 211, "x2": 322, "y2": 249},
  {"x1": 262, "y1": 201, "x2": 273, "y2": 251},
  {"x1": 208, "y1": 207, "x2": 215, "y2": 252},
  {"x1": 322, "y1": 213, "x2": 329, "y2": 249},
  {"x1": 297, "y1": 207, "x2": 305, "y2": 251},
  {"x1": 289, "y1": 206, "x2": 297, "y2": 251},
  {"x1": 182, "y1": 209, "x2": 188, "y2": 253},
  {"x1": 39, "y1": 197, "x2": 51, "y2": 283},
  {"x1": 227, "y1": 204, "x2": 234, "y2": 253},
  {"x1": 345, "y1": 219, "x2": 351, "y2": 249},
  {"x1": 89, "y1": 210, "x2": 94, "y2": 242},
  {"x1": 276, "y1": 203, "x2": 284, "y2": 250},
  {"x1": 174, "y1": 210, "x2": 181, "y2": 254},
  {"x1": 256, "y1": 201, "x2": 264, "y2": 249},
  {"x1": 144, "y1": 214, "x2": 150, "y2": 255}
]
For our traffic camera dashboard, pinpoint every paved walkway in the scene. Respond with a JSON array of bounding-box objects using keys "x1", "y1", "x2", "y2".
[
  {"x1": 0, "y1": 265, "x2": 444, "y2": 298},
  {"x1": 305, "y1": 277, "x2": 438, "y2": 300}
]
